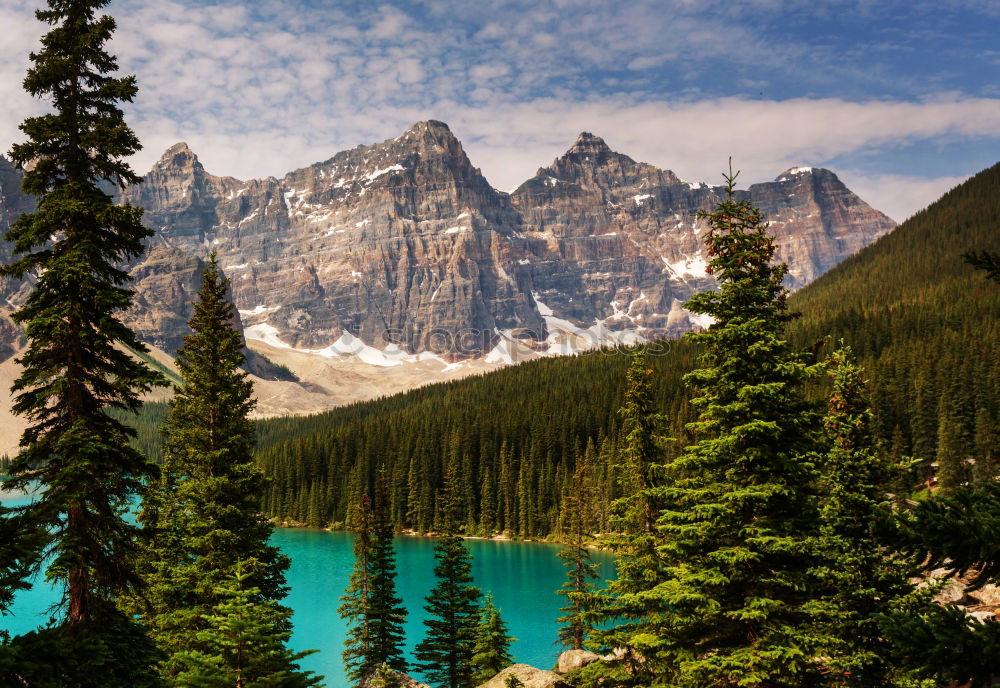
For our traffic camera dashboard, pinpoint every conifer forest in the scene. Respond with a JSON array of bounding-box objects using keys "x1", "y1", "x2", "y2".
[{"x1": 2, "y1": 1, "x2": 1000, "y2": 688}]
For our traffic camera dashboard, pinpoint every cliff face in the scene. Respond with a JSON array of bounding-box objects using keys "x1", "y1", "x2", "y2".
[{"x1": 0, "y1": 122, "x2": 895, "y2": 362}]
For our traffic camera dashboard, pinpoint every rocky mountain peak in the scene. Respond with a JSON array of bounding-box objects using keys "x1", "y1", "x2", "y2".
[
  {"x1": 164, "y1": 141, "x2": 194, "y2": 155},
  {"x1": 775, "y1": 166, "x2": 830, "y2": 182},
  {"x1": 0, "y1": 120, "x2": 897, "y2": 372},
  {"x1": 154, "y1": 141, "x2": 205, "y2": 173},
  {"x1": 567, "y1": 131, "x2": 612, "y2": 155},
  {"x1": 397, "y1": 120, "x2": 461, "y2": 151},
  {"x1": 408, "y1": 119, "x2": 451, "y2": 135}
]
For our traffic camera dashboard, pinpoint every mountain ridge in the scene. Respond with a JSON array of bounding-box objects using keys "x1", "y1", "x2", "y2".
[{"x1": 0, "y1": 121, "x2": 895, "y2": 373}]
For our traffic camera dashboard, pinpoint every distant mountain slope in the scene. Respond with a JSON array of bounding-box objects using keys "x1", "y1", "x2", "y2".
[
  {"x1": 248, "y1": 160, "x2": 1000, "y2": 529},
  {"x1": 788, "y1": 161, "x2": 1000, "y2": 478},
  {"x1": 0, "y1": 121, "x2": 894, "y2": 367}
]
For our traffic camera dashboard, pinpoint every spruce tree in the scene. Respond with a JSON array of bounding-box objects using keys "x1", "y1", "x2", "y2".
[
  {"x1": 653, "y1": 165, "x2": 823, "y2": 687},
  {"x1": 134, "y1": 256, "x2": 307, "y2": 684},
  {"x1": 809, "y1": 346, "x2": 913, "y2": 686},
  {"x1": 935, "y1": 403, "x2": 967, "y2": 491},
  {"x1": 414, "y1": 468, "x2": 482, "y2": 688},
  {"x1": 555, "y1": 448, "x2": 599, "y2": 651},
  {"x1": 172, "y1": 563, "x2": 320, "y2": 688},
  {"x1": 0, "y1": 0, "x2": 164, "y2": 683},
  {"x1": 972, "y1": 407, "x2": 996, "y2": 483},
  {"x1": 471, "y1": 593, "x2": 515, "y2": 684},
  {"x1": 582, "y1": 350, "x2": 670, "y2": 686},
  {"x1": 340, "y1": 493, "x2": 375, "y2": 684},
  {"x1": 340, "y1": 472, "x2": 408, "y2": 684},
  {"x1": 368, "y1": 471, "x2": 408, "y2": 674}
]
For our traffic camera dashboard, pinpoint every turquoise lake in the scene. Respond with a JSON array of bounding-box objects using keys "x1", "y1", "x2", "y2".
[{"x1": 1, "y1": 490, "x2": 614, "y2": 686}]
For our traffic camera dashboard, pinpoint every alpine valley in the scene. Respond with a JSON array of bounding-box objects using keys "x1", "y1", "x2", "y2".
[{"x1": 0, "y1": 120, "x2": 894, "y2": 443}]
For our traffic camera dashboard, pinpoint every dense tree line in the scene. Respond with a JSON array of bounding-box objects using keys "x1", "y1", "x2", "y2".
[{"x1": 248, "y1": 163, "x2": 1000, "y2": 534}]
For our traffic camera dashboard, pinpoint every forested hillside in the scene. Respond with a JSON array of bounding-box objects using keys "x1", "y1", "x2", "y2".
[
  {"x1": 789, "y1": 161, "x2": 1000, "y2": 490},
  {"x1": 105, "y1": 162, "x2": 1000, "y2": 536},
  {"x1": 254, "y1": 344, "x2": 699, "y2": 533}
]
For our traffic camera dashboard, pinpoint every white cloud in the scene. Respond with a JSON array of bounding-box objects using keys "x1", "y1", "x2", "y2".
[
  {"x1": 0, "y1": 0, "x2": 996, "y2": 222},
  {"x1": 834, "y1": 171, "x2": 969, "y2": 223},
  {"x1": 441, "y1": 96, "x2": 1000, "y2": 217}
]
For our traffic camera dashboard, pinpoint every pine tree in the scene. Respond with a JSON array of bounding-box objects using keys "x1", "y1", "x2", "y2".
[
  {"x1": 478, "y1": 467, "x2": 496, "y2": 537},
  {"x1": 0, "y1": 0, "x2": 165, "y2": 683},
  {"x1": 172, "y1": 563, "x2": 321, "y2": 688},
  {"x1": 935, "y1": 406, "x2": 967, "y2": 491},
  {"x1": 653, "y1": 165, "x2": 824, "y2": 687},
  {"x1": 134, "y1": 256, "x2": 307, "y2": 684},
  {"x1": 414, "y1": 468, "x2": 482, "y2": 688},
  {"x1": 340, "y1": 493, "x2": 375, "y2": 684},
  {"x1": 973, "y1": 407, "x2": 996, "y2": 483},
  {"x1": 582, "y1": 350, "x2": 670, "y2": 685},
  {"x1": 347, "y1": 470, "x2": 410, "y2": 681},
  {"x1": 809, "y1": 346, "x2": 913, "y2": 686},
  {"x1": 963, "y1": 250, "x2": 1000, "y2": 283},
  {"x1": 556, "y1": 448, "x2": 599, "y2": 651},
  {"x1": 471, "y1": 593, "x2": 515, "y2": 684}
]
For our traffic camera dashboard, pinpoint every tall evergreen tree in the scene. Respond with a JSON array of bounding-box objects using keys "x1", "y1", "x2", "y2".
[
  {"x1": 133, "y1": 257, "x2": 307, "y2": 684},
  {"x1": 555, "y1": 447, "x2": 599, "y2": 651},
  {"x1": 972, "y1": 407, "x2": 996, "y2": 483},
  {"x1": 340, "y1": 472, "x2": 408, "y2": 684},
  {"x1": 172, "y1": 563, "x2": 320, "y2": 688},
  {"x1": 368, "y1": 471, "x2": 408, "y2": 675},
  {"x1": 415, "y1": 468, "x2": 482, "y2": 688},
  {"x1": 581, "y1": 350, "x2": 670, "y2": 686},
  {"x1": 0, "y1": 0, "x2": 165, "y2": 683},
  {"x1": 653, "y1": 165, "x2": 823, "y2": 687},
  {"x1": 340, "y1": 493, "x2": 375, "y2": 684},
  {"x1": 809, "y1": 346, "x2": 913, "y2": 686},
  {"x1": 471, "y1": 593, "x2": 515, "y2": 684}
]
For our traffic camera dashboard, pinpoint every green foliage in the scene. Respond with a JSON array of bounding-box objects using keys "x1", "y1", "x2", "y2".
[
  {"x1": 580, "y1": 350, "x2": 673, "y2": 686},
  {"x1": 107, "y1": 401, "x2": 169, "y2": 463},
  {"x1": 964, "y1": 249, "x2": 1000, "y2": 283},
  {"x1": 808, "y1": 346, "x2": 915, "y2": 686},
  {"x1": 414, "y1": 469, "x2": 482, "y2": 688},
  {"x1": 881, "y1": 604, "x2": 1000, "y2": 688},
  {"x1": 0, "y1": 504, "x2": 44, "y2": 616},
  {"x1": 339, "y1": 471, "x2": 407, "y2": 685},
  {"x1": 877, "y1": 241, "x2": 1000, "y2": 687},
  {"x1": 0, "y1": 0, "x2": 165, "y2": 682},
  {"x1": 253, "y1": 342, "x2": 697, "y2": 535},
  {"x1": 132, "y1": 256, "x2": 311, "y2": 685},
  {"x1": 504, "y1": 675, "x2": 525, "y2": 688},
  {"x1": 555, "y1": 446, "x2": 600, "y2": 651},
  {"x1": 788, "y1": 163, "x2": 1000, "y2": 493},
  {"x1": 171, "y1": 563, "x2": 321, "y2": 688},
  {"x1": 652, "y1": 167, "x2": 824, "y2": 687},
  {"x1": 340, "y1": 493, "x2": 375, "y2": 684},
  {"x1": 0, "y1": 606, "x2": 163, "y2": 688},
  {"x1": 471, "y1": 593, "x2": 516, "y2": 684}
]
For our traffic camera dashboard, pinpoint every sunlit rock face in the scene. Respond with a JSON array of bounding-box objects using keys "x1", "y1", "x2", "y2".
[{"x1": 0, "y1": 122, "x2": 894, "y2": 361}]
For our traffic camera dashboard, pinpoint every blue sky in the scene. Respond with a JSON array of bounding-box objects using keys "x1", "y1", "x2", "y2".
[{"x1": 2, "y1": 0, "x2": 999, "y2": 221}]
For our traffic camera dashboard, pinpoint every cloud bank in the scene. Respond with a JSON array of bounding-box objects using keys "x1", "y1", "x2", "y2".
[{"x1": 2, "y1": 0, "x2": 998, "y2": 222}]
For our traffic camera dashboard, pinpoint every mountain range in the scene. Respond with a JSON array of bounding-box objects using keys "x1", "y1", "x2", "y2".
[{"x1": 0, "y1": 120, "x2": 895, "y2": 420}]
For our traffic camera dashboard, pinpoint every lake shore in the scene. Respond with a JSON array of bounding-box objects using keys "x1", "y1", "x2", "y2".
[{"x1": 272, "y1": 520, "x2": 614, "y2": 551}]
